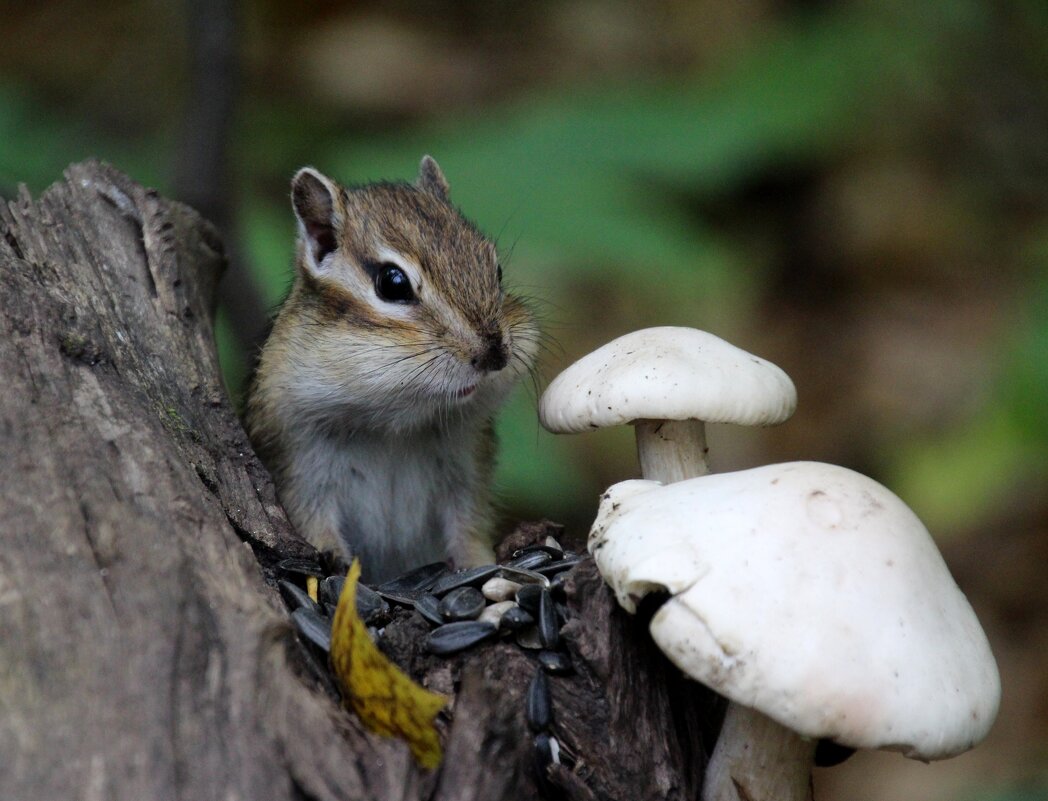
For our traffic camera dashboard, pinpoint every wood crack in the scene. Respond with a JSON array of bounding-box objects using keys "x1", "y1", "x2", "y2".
[{"x1": 77, "y1": 499, "x2": 119, "y2": 620}]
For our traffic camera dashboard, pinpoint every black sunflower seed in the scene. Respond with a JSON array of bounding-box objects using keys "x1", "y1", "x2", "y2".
[
  {"x1": 505, "y1": 551, "x2": 554, "y2": 571},
  {"x1": 549, "y1": 571, "x2": 569, "y2": 600},
  {"x1": 516, "y1": 583, "x2": 543, "y2": 615},
  {"x1": 426, "y1": 620, "x2": 498, "y2": 656},
  {"x1": 291, "y1": 607, "x2": 332, "y2": 652},
  {"x1": 533, "y1": 732, "x2": 560, "y2": 794},
  {"x1": 534, "y1": 731, "x2": 553, "y2": 767},
  {"x1": 515, "y1": 626, "x2": 543, "y2": 649},
  {"x1": 538, "y1": 649, "x2": 572, "y2": 675},
  {"x1": 537, "y1": 589, "x2": 559, "y2": 649},
  {"x1": 526, "y1": 669, "x2": 552, "y2": 732},
  {"x1": 438, "y1": 586, "x2": 486, "y2": 621},
  {"x1": 319, "y1": 575, "x2": 345, "y2": 607},
  {"x1": 278, "y1": 579, "x2": 320, "y2": 614},
  {"x1": 499, "y1": 605, "x2": 534, "y2": 632},
  {"x1": 375, "y1": 587, "x2": 425, "y2": 606},
  {"x1": 278, "y1": 558, "x2": 325, "y2": 578},
  {"x1": 355, "y1": 583, "x2": 389, "y2": 623},
  {"x1": 535, "y1": 555, "x2": 585, "y2": 576},
  {"x1": 496, "y1": 566, "x2": 549, "y2": 588},
  {"x1": 414, "y1": 593, "x2": 445, "y2": 626},
  {"x1": 429, "y1": 564, "x2": 500, "y2": 597},
  {"x1": 375, "y1": 562, "x2": 449, "y2": 595},
  {"x1": 513, "y1": 543, "x2": 564, "y2": 560}
]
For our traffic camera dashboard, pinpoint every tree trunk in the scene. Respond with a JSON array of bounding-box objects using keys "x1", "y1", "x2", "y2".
[{"x1": 0, "y1": 161, "x2": 715, "y2": 801}]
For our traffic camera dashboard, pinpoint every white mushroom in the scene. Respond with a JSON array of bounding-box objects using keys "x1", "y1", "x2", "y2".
[
  {"x1": 589, "y1": 462, "x2": 1001, "y2": 801},
  {"x1": 539, "y1": 327, "x2": 796, "y2": 482}
]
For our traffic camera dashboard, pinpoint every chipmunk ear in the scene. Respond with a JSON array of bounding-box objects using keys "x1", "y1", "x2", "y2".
[
  {"x1": 291, "y1": 167, "x2": 340, "y2": 274},
  {"x1": 416, "y1": 155, "x2": 450, "y2": 202}
]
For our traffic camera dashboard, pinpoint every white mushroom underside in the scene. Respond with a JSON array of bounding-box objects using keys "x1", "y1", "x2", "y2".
[
  {"x1": 538, "y1": 327, "x2": 797, "y2": 433},
  {"x1": 589, "y1": 462, "x2": 1001, "y2": 760}
]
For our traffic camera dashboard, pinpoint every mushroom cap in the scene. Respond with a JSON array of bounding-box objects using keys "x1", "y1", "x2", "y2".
[
  {"x1": 539, "y1": 327, "x2": 796, "y2": 434},
  {"x1": 589, "y1": 462, "x2": 1001, "y2": 760}
]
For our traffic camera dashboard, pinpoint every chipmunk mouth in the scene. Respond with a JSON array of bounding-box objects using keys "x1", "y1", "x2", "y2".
[{"x1": 456, "y1": 384, "x2": 477, "y2": 399}]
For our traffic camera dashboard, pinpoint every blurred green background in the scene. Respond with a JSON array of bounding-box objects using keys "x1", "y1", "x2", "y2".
[{"x1": 2, "y1": 0, "x2": 1045, "y2": 798}]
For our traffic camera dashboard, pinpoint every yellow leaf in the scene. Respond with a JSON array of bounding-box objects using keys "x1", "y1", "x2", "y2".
[{"x1": 330, "y1": 559, "x2": 447, "y2": 768}]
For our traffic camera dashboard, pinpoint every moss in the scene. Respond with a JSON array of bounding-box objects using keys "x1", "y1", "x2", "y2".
[
  {"x1": 157, "y1": 403, "x2": 200, "y2": 442},
  {"x1": 58, "y1": 331, "x2": 105, "y2": 365}
]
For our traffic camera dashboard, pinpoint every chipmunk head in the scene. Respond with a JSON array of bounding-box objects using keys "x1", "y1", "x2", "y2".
[{"x1": 280, "y1": 156, "x2": 536, "y2": 432}]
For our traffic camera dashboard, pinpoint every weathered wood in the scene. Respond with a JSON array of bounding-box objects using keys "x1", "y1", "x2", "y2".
[{"x1": 0, "y1": 162, "x2": 712, "y2": 800}]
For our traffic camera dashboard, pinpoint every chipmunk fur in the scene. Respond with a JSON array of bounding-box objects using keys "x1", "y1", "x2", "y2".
[{"x1": 246, "y1": 157, "x2": 537, "y2": 583}]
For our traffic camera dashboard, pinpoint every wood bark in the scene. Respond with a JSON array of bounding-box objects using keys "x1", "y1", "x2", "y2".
[{"x1": 0, "y1": 162, "x2": 715, "y2": 801}]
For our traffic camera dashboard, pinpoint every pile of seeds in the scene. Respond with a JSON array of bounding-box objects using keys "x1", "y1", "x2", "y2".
[
  {"x1": 277, "y1": 536, "x2": 584, "y2": 788},
  {"x1": 380, "y1": 538, "x2": 580, "y2": 672}
]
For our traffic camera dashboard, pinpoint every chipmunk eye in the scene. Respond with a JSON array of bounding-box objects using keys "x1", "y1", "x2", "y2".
[{"x1": 375, "y1": 263, "x2": 416, "y2": 303}]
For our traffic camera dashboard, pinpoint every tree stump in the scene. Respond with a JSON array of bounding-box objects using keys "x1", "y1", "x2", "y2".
[{"x1": 0, "y1": 162, "x2": 714, "y2": 801}]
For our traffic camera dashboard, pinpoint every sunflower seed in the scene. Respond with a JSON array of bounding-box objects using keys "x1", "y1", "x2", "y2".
[
  {"x1": 516, "y1": 583, "x2": 543, "y2": 615},
  {"x1": 376, "y1": 561, "x2": 449, "y2": 596},
  {"x1": 514, "y1": 543, "x2": 564, "y2": 560},
  {"x1": 426, "y1": 620, "x2": 498, "y2": 655},
  {"x1": 526, "y1": 669, "x2": 552, "y2": 732},
  {"x1": 278, "y1": 558, "x2": 325, "y2": 578},
  {"x1": 375, "y1": 587, "x2": 425, "y2": 606},
  {"x1": 537, "y1": 589, "x2": 559, "y2": 649},
  {"x1": 499, "y1": 605, "x2": 534, "y2": 632},
  {"x1": 355, "y1": 583, "x2": 389, "y2": 622},
  {"x1": 278, "y1": 579, "x2": 320, "y2": 614},
  {"x1": 439, "y1": 586, "x2": 486, "y2": 621},
  {"x1": 481, "y1": 577, "x2": 521, "y2": 602},
  {"x1": 535, "y1": 555, "x2": 585, "y2": 576},
  {"x1": 538, "y1": 649, "x2": 573, "y2": 675},
  {"x1": 497, "y1": 566, "x2": 550, "y2": 588},
  {"x1": 549, "y1": 571, "x2": 568, "y2": 600},
  {"x1": 414, "y1": 593, "x2": 444, "y2": 626},
  {"x1": 515, "y1": 626, "x2": 543, "y2": 650},
  {"x1": 534, "y1": 732, "x2": 558, "y2": 782},
  {"x1": 478, "y1": 600, "x2": 516, "y2": 626},
  {"x1": 319, "y1": 575, "x2": 345, "y2": 607},
  {"x1": 549, "y1": 735, "x2": 562, "y2": 764},
  {"x1": 429, "y1": 564, "x2": 500, "y2": 596},
  {"x1": 291, "y1": 607, "x2": 332, "y2": 652},
  {"x1": 505, "y1": 551, "x2": 554, "y2": 571}
]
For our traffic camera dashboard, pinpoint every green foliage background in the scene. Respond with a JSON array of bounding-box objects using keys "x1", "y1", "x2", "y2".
[{"x1": 1, "y1": 0, "x2": 1046, "y2": 797}]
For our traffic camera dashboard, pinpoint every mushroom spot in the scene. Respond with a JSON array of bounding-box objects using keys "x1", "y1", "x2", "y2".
[{"x1": 806, "y1": 489, "x2": 844, "y2": 529}]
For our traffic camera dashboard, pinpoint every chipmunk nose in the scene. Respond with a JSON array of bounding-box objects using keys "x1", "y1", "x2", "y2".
[{"x1": 471, "y1": 332, "x2": 508, "y2": 373}]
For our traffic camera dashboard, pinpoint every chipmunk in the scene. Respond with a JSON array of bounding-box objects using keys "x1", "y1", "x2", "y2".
[{"x1": 246, "y1": 156, "x2": 538, "y2": 583}]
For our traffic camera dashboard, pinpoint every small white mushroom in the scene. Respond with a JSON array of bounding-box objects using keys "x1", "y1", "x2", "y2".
[
  {"x1": 539, "y1": 327, "x2": 796, "y2": 482},
  {"x1": 589, "y1": 462, "x2": 1001, "y2": 801}
]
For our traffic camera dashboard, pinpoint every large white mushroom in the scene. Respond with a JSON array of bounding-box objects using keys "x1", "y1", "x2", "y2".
[
  {"x1": 589, "y1": 462, "x2": 1001, "y2": 801},
  {"x1": 539, "y1": 327, "x2": 796, "y2": 482}
]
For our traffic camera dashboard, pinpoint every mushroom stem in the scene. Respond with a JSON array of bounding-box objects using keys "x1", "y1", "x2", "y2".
[
  {"x1": 703, "y1": 702, "x2": 815, "y2": 801},
  {"x1": 634, "y1": 419, "x2": 709, "y2": 483}
]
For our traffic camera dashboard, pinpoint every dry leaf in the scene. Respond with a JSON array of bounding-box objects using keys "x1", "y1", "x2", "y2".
[{"x1": 330, "y1": 559, "x2": 447, "y2": 768}]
